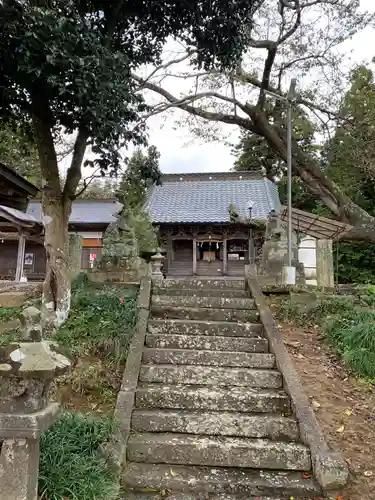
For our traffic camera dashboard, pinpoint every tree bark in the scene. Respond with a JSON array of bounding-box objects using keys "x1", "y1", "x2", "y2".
[
  {"x1": 249, "y1": 108, "x2": 375, "y2": 242},
  {"x1": 32, "y1": 106, "x2": 74, "y2": 331},
  {"x1": 42, "y1": 194, "x2": 72, "y2": 330}
]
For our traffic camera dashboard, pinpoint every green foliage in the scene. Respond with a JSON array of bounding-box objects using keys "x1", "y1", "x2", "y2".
[
  {"x1": 0, "y1": 0, "x2": 260, "y2": 174},
  {"x1": 39, "y1": 411, "x2": 117, "y2": 500},
  {"x1": 281, "y1": 292, "x2": 375, "y2": 378},
  {"x1": 79, "y1": 178, "x2": 117, "y2": 200},
  {"x1": 56, "y1": 284, "x2": 137, "y2": 364},
  {"x1": 117, "y1": 146, "x2": 161, "y2": 208},
  {"x1": 115, "y1": 146, "x2": 161, "y2": 254},
  {"x1": 0, "y1": 307, "x2": 22, "y2": 323},
  {"x1": 0, "y1": 122, "x2": 40, "y2": 186},
  {"x1": 333, "y1": 240, "x2": 375, "y2": 284},
  {"x1": 324, "y1": 66, "x2": 375, "y2": 213}
]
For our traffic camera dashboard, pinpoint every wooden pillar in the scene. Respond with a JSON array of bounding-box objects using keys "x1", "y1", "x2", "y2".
[
  {"x1": 223, "y1": 238, "x2": 227, "y2": 275},
  {"x1": 248, "y1": 228, "x2": 253, "y2": 264},
  {"x1": 167, "y1": 237, "x2": 172, "y2": 270},
  {"x1": 192, "y1": 237, "x2": 197, "y2": 275},
  {"x1": 15, "y1": 232, "x2": 26, "y2": 282}
]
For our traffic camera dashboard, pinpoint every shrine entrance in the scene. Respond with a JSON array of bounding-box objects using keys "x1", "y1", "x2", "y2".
[{"x1": 196, "y1": 239, "x2": 224, "y2": 276}]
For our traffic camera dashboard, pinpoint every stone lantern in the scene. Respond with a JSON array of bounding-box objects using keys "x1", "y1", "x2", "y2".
[{"x1": 0, "y1": 306, "x2": 72, "y2": 500}]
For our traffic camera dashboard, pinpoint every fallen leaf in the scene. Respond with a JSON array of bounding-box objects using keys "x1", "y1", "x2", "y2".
[
  {"x1": 170, "y1": 469, "x2": 178, "y2": 477},
  {"x1": 302, "y1": 472, "x2": 311, "y2": 479},
  {"x1": 345, "y1": 409, "x2": 352, "y2": 417},
  {"x1": 336, "y1": 425, "x2": 345, "y2": 433},
  {"x1": 312, "y1": 400, "x2": 321, "y2": 409},
  {"x1": 364, "y1": 470, "x2": 373, "y2": 477}
]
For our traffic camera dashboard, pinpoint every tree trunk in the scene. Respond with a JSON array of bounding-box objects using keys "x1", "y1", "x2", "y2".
[
  {"x1": 31, "y1": 103, "x2": 78, "y2": 331},
  {"x1": 42, "y1": 193, "x2": 72, "y2": 330},
  {"x1": 250, "y1": 108, "x2": 375, "y2": 242}
]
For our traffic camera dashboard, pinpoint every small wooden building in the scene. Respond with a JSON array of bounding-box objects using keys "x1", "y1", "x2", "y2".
[{"x1": 146, "y1": 171, "x2": 281, "y2": 277}]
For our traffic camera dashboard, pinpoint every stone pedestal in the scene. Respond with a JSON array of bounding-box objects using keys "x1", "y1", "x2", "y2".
[
  {"x1": 0, "y1": 307, "x2": 72, "y2": 500},
  {"x1": 257, "y1": 211, "x2": 305, "y2": 285},
  {"x1": 316, "y1": 239, "x2": 334, "y2": 288}
]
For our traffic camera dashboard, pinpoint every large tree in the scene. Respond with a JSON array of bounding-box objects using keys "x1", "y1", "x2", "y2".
[
  {"x1": 133, "y1": 0, "x2": 375, "y2": 241},
  {"x1": 0, "y1": 0, "x2": 259, "y2": 326}
]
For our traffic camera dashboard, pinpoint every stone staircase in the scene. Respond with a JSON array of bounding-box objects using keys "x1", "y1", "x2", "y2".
[{"x1": 122, "y1": 278, "x2": 322, "y2": 499}]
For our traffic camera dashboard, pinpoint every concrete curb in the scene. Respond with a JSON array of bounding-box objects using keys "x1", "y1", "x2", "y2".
[
  {"x1": 248, "y1": 278, "x2": 349, "y2": 493},
  {"x1": 106, "y1": 276, "x2": 151, "y2": 475}
]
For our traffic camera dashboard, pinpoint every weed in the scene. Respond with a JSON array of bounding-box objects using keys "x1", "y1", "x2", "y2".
[
  {"x1": 39, "y1": 411, "x2": 118, "y2": 500},
  {"x1": 0, "y1": 307, "x2": 22, "y2": 323},
  {"x1": 279, "y1": 291, "x2": 375, "y2": 379},
  {"x1": 0, "y1": 329, "x2": 21, "y2": 345},
  {"x1": 56, "y1": 285, "x2": 137, "y2": 365}
]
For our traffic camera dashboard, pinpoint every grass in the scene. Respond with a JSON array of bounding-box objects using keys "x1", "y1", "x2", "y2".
[
  {"x1": 39, "y1": 411, "x2": 118, "y2": 500},
  {"x1": 38, "y1": 277, "x2": 139, "y2": 499},
  {"x1": 56, "y1": 280, "x2": 138, "y2": 365},
  {"x1": 0, "y1": 306, "x2": 22, "y2": 323},
  {"x1": 278, "y1": 287, "x2": 375, "y2": 379},
  {"x1": 1, "y1": 276, "x2": 140, "y2": 499}
]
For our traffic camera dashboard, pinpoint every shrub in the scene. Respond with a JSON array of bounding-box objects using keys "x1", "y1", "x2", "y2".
[
  {"x1": 39, "y1": 411, "x2": 117, "y2": 500},
  {"x1": 279, "y1": 292, "x2": 375, "y2": 379},
  {"x1": 56, "y1": 285, "x2": 137, "y2": 365}
]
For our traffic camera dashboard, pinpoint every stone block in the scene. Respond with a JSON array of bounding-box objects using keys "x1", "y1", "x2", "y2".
[
  {"x1": 122, "y1": 463, "x2": 322, "y2": 498},
  {"x1": 0, "y1": 291, "x2": 28, "y2": 308},
  {"x1": 313, "y1": 451, "x2": 349, "y2": 491},
  {"x1": 139, "y1": 365, "x2": 282, "y2": 388},
  {"x1": 131, "y1": 409, "x2": 299, "y2": 440},
  {"x1": 142, "y1": 348, "x2": 275, "y2": 368},
  {"x1": 144, "y1": 333, "x2": 268, "y2": 352},
  {"x1": 152, "y1": 295, "x2": 255, "y2": 310},
  {"x1": 150, "y1": 305, "x2": 259, "y2": 322},
  {"x1": 127, "y1": 433, "x2": 311, "y2": 470},
  {"x1": 135, "y1": 385, "x2": 291, "y2": 414},
  {"x1": 147, "y1": 319, "x2": 263, "y2": 337}
]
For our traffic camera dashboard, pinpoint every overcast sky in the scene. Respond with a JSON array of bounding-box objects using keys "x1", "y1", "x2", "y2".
[{"x1": 146, "y1": 0, "x2": 375, "y2": 175}]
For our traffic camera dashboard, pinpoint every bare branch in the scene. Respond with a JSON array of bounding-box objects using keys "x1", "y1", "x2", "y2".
[{"x1": 132, "y1": 74, "x2": 256, "y2": 131}]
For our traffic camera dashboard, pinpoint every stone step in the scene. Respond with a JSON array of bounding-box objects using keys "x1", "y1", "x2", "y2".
[
  {"x1": 142, "y1": 348, "x2": 275, "y2": 369},
  {"x1": 145, "y1": 334, "x2": 268, "y2": 353},
  {"x1": 153, "y1": 287, "x2": 249, "y2": 298},
  {"x1": 162, "y1": 278, "x2": 246, "y2": 290},
  {"x1": 148, "y1": 319, "x2": 263, "y2": 337},
  {"x1": 135, "y1": 385, "x2": 291, "y2": 414},
  {"x1": 139, "y1": 365, "x2": 282, "y2": 388},
  {"x1": 151, "y1": 306, "x2": 258, "y2": 322},
  {"x1": 152, "y1": 295, "x2": 255, "y2": 310},
  {"x1": 127, "y1": 433, "x2": 311, "y2": 471},
  {"x1": 131, "y1": 409, "x2": 300, "y2": 441},
  {"x1": 122, "y1": 463, "x2": 322, "y2": 498},
  {"x1": 122, "y1": 492, "x2": 287, "y2": 500}
]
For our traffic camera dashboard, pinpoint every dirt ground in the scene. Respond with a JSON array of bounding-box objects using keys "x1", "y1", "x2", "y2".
[{"x1": 276, "y1": 313, "x2": 375, "y2": 500}]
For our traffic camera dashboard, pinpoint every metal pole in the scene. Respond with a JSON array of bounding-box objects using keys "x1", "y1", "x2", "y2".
[
  {"x1": 287, "y1": 100, "x2": 292, "y2": 268},
  {"x1": 286, "y1": 78, "x2": 297, "y2": 282}
]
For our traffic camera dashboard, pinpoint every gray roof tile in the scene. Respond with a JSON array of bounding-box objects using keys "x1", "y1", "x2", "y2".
[
  {"x1": 27, "y1": 200, "x2": 121, "y2": 224},
  {"x1": 146, "y1": 178, "x2": 280, "y2": 223}
]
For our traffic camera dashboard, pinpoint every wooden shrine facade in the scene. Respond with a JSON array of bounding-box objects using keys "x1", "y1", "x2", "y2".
[{"x1": 159, "y1": 223, "x2": 265, "y2": 277}]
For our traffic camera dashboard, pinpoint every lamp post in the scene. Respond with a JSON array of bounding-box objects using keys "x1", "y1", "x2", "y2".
[{"x1": 248, "y1": 199, "x2": 254, "y2": 264}]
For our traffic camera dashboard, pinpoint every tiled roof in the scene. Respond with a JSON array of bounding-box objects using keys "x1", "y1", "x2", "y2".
[
  {"x1": 146, "y1": 177, "x2": 280, "y2": 223},
  {"x1": 26, "y1": 200, "x2": 122, "y2": 224}
]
